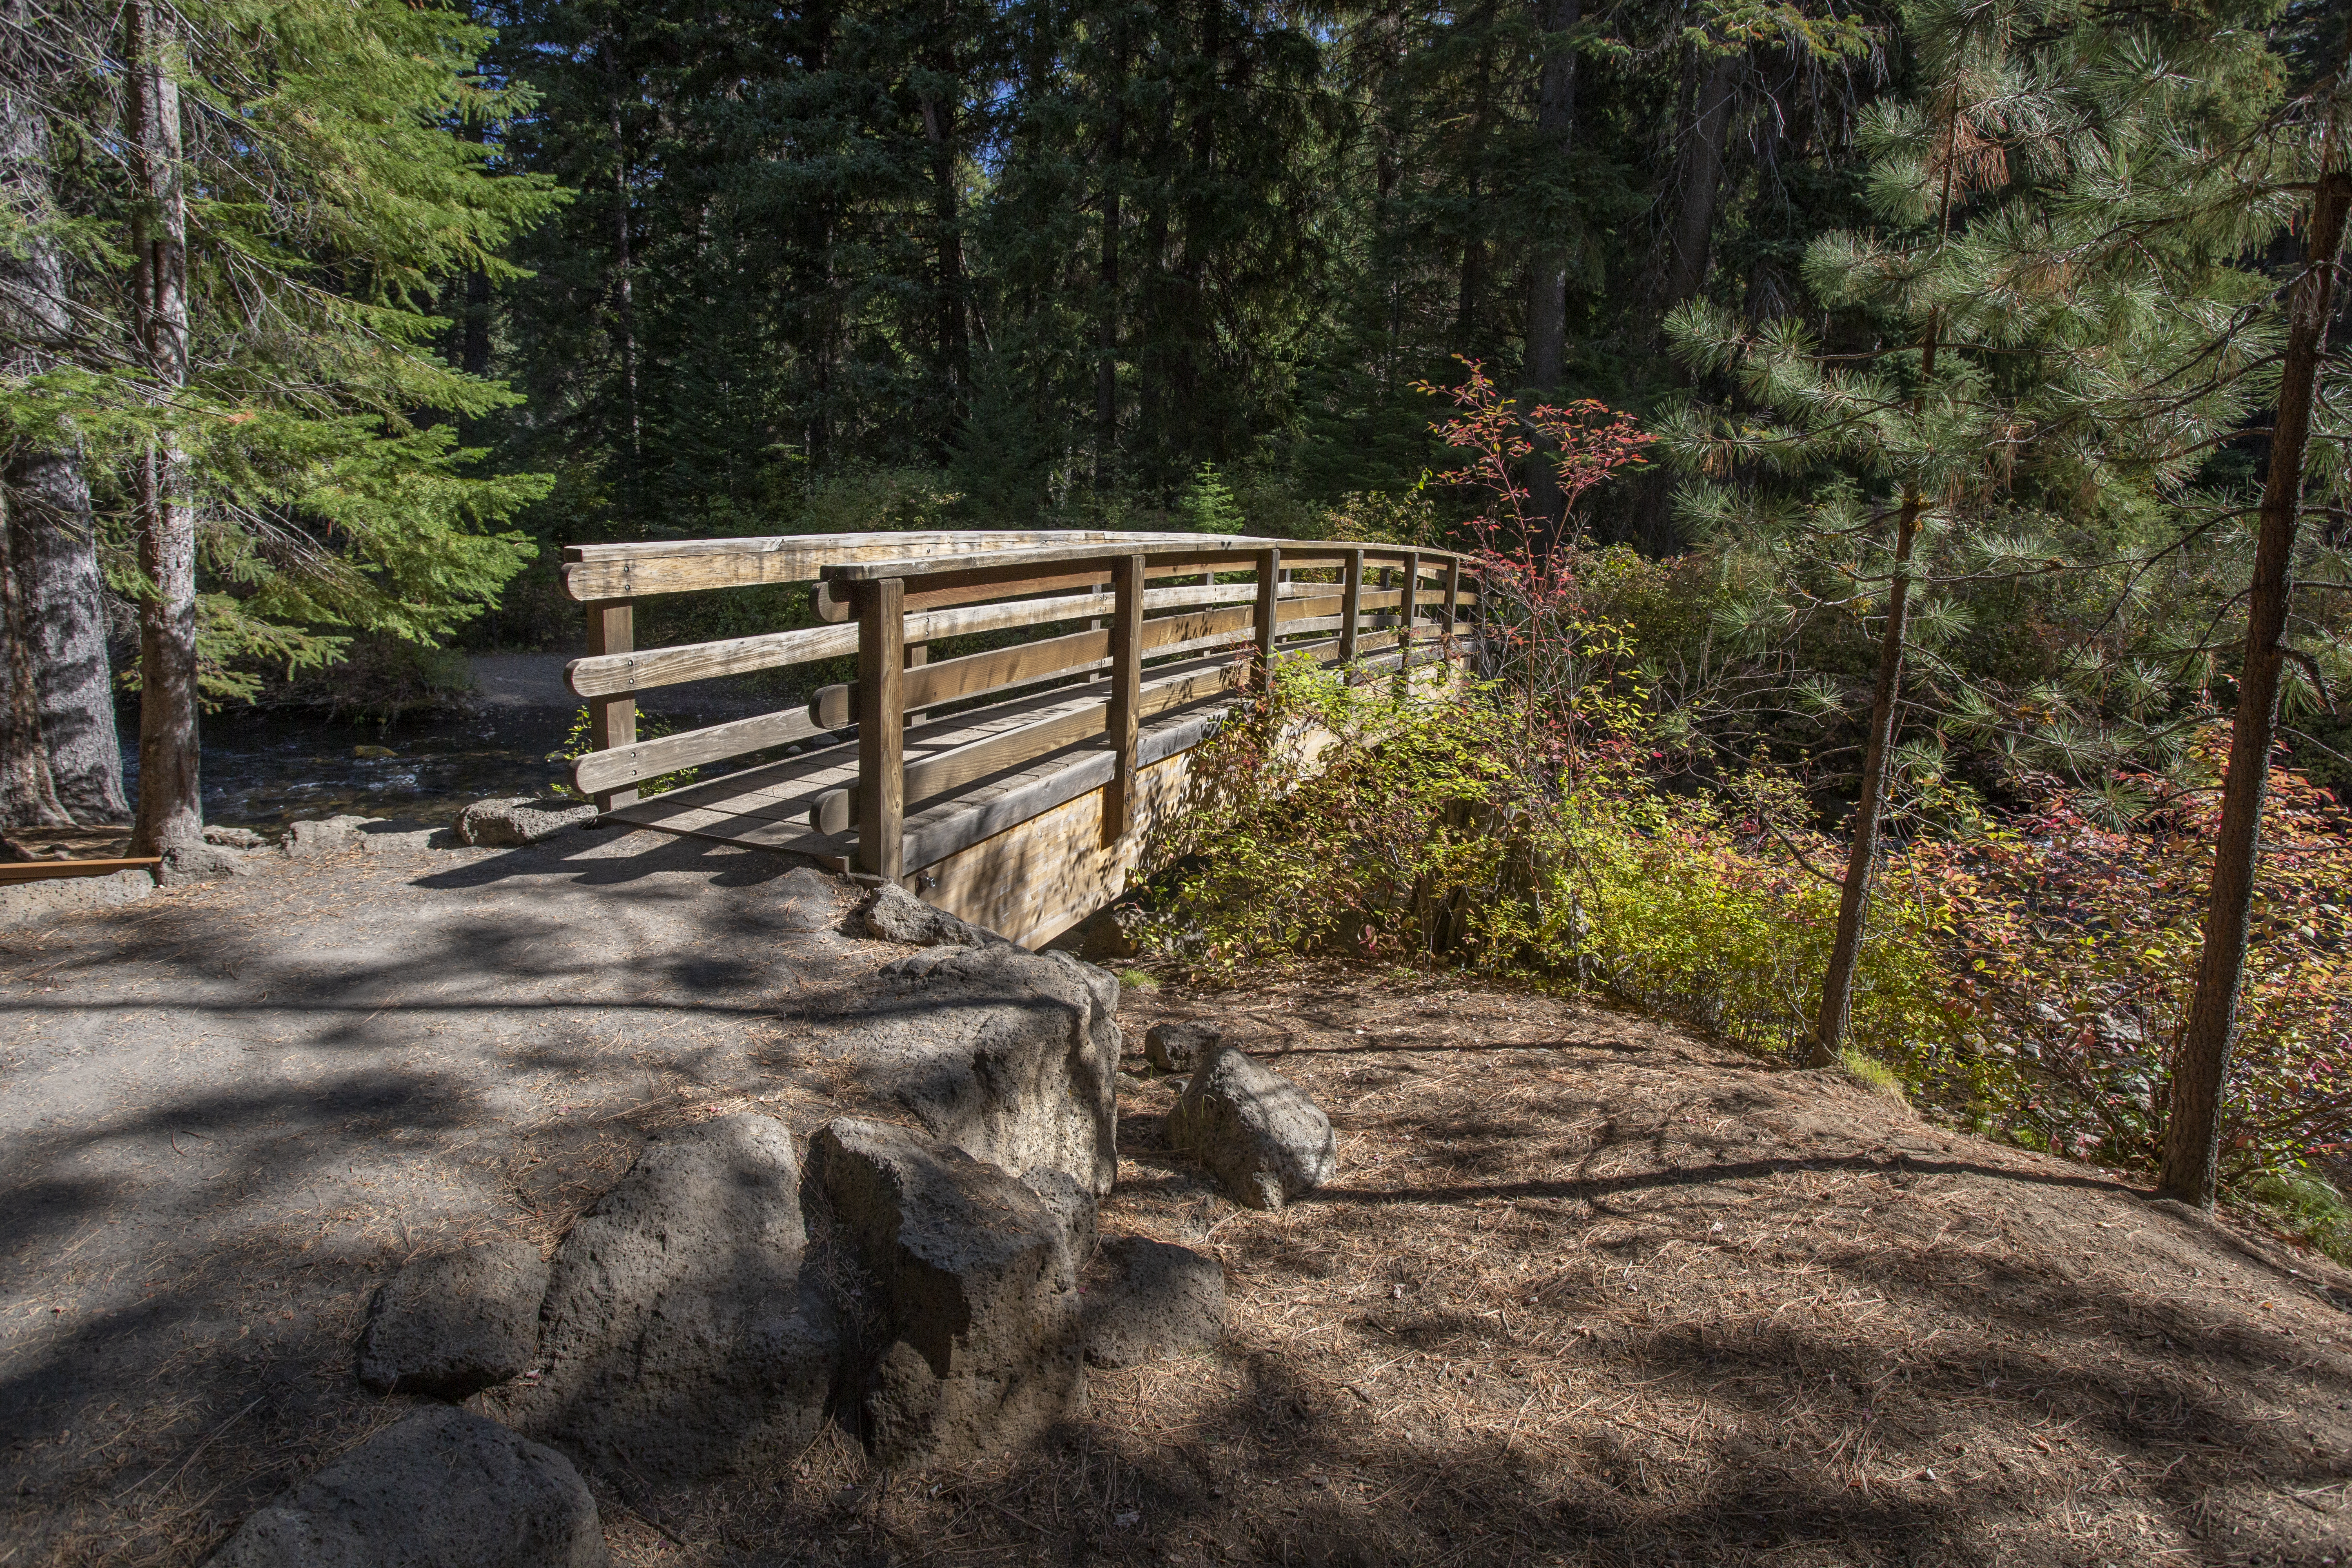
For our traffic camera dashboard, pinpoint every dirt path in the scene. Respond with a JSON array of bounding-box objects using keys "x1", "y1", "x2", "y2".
[{"x1": 5, "y1": 844, "x2": 2350, "y2": 1566}]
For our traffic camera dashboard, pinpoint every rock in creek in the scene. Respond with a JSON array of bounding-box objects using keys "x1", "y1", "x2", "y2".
[
  {"x1": 1084, "y1": 1237, "x2": 1226, "y2": 1368},
  {"x1": 808, "y1": 1118, "x2": 1086, "y2": 1466},
  {"x1": 503, "y1": 1113, "x2": 834, "y2": 1483},
  {"x1": 356, "y1": 1240, "x2": 549, "y2": 1400},
  {"x1": 1145, "y1": 1020, "x2": 1223, "y2": 1075},
  {"x1": 1165, "y1": 1045, "x2": 1337, "y2": 1210},
  {"x1": 207, "y1": 1407, "x2": 608, "y2": 1568},
  {"x1": 457, "y1": 797, "x2": 597, "y2": 848},
  {"x1": 821, "y1": 941, "x2": 1121, "y2": 1196}
]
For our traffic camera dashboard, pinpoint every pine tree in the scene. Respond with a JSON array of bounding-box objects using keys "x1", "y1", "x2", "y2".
[
  {"x1": 0, "y1": 0, "x2": 562, "y2": 847},
  {"x1": 1663, "y1": 0, "x2": 2279, "y2": 1068}
]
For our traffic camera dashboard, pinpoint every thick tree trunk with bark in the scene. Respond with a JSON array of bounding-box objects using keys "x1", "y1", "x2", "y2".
[
  {"x1": 2158, "y1": 167, "x2": 2352, "y2": 1206},
  {"x1": 0, "y1": 489, "x2": 69, "y2": 829},
  {"x1": 1095, "y1": 36, "x2": 1127, "y2": 489},
  {"x1": 1521, "y1": 0, "x2": 1580, "y2": 543},
  {"x1": 127, "y1": 0, "x2": 201, "y2": 858},
  {"x1": 918, "y1": 68, "x2": 970, "y2": 432},
  {"x1": 0, "y1": 52, "x2": 129, "y2": 825}
]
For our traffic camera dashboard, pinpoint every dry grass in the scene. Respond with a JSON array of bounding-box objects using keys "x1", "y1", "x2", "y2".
[{"x1": 575, "y1": 969, "x2": 2352, "y2": 1567}]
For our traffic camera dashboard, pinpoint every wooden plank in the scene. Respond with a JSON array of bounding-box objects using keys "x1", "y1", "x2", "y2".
[
  {"x1": 822, "y1": 535, "x2": 1287, "y2": 584},
  {"x1": 1339, "y1": 548, "x2": 1363, "y2": 662},
  {"x1": 571, "y1": 706, "x2": 836, "y2": 796},
  {"x1": 1105, "y1": 555, "x2": 1143, "y2": 842},
  {"x1": 564, "y1": 529, "x2": 1232, "y2": 601},
  {"x1": 586, "y1": 600, "x2": 637, "y2": 812},
  {"x1": 857, "y1": 578, "x2": 905, "y2": 880},
  {"x1": 567, "y1": 621, "x2": 858, "y2": 698},
  {"x1": 0, "y1": 857, "x2": 160, "y2": 886},
  {"x1": 1444, "y1": 557, "x2": 1462, "y2": 633},
  {"x1": 1253, "y1": 547, "x2": 1280, "y2": 679}
]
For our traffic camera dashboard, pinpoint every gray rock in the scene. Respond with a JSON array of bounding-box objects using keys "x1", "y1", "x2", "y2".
[
  {"x1": 504, "y1": 1113, "x2": 833, "y2": 1483},
  {"x1": 1020, "y1": 1166, "x2": 1099, "y2": 1267},
  {"x1": 808, "y1": 1118, "x2": 1085, "y2": 1465},
  {"x1": 1085, "y1": 1238, "x2": 1226, "y2": 1368},
  {"x1": 157, "y1": 841, "x2": 256, "y2": 886},
  {"x1": 1165, "y1": 1046, "x2": 1337, "y2": 1210},
  {"x1": 817, "y1": 942, "x2": 1121, "y2": 1194},
  {"x1": 207, "y1": 1407, "x2": 608, "y2": 1568},
  {"x1": 356, "y1": 1241, "x2": 549, "y2": 1399},
  {"x1": 860, "y1": 881, "x2": 1011, "y2": 947},
  {"x1": 286, "y1": 815, "x2": 383, "y2": 858},
  {"x1": 773, "y1": 865, "x2": 847, "y2": 933},
  {"x1": 457, "y1": 797, "x2": 597, "y2": 848},
  {"x1": 1145, "y1": 1021, "x2": 1223, "y2": 1074},
  {"x1": 202, "y1": 824, "x2": 270, "y2": 849}
]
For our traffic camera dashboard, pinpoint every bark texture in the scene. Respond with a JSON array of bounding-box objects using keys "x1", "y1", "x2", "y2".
[
  {"x1": 1521, "y1": 0, "x2": 1580, "y2": 543},
  {"x1": 2158, "y1": 167, "x2": 2352, "y2": 1207},
  {"x1": 127, "y1": 0, "x2": 202, "y2": 856}
]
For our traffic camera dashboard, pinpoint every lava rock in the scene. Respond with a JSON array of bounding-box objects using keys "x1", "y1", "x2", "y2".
[
  {"x1": 285, "y1": 815, "x2": 383, "y2": 858},
  {"x1": 859, "y1": 881, "x2": 1011, "y2": 947},
  {"x1": 773, "y1": 866, "x2": 847, "y2": 933},
  {"x1": 1020, "y1": 1166, "x2": 1099, "y2": 1267},
  {"x1": 207, "y1": 1407, "x2": 608, "y2": 1568},
  {"x1": 202, "y1": 825, "x2": 270, "y2": 850},
  {"x1": 1165, "y1": 1046, "x2": 1337, "y2": 1210},
  {"x1": 819, "y1": 942, "x2": 1121, "y2": 1195},
  {"x1": 505, "y1": 1113, "x2": 834, "y2": 1483},
  {"x1": 1084, "y1": 1237, "x2": 1226, "y2": 1368},
  {"x1": 356, "y1": 1241, "x2": 549, "y2": 1400},
  {"x1": 156, "y1": 841, "x2": 256, "y2": 886},
  {"x1": 457, "y1": 797, "x2": 597, "y2": 848},
  {"x1": 1145, "y1": 1021, "x2": 1223, "y2": 1074},
  {"x1": 808, "y1": 1118, "x2": 1085, "y2": 1465}
]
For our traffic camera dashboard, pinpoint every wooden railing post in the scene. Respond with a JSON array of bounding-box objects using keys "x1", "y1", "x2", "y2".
[
  {"x1": 1396, "y1": 551, "x2": 1419, "y2": 680},
  {"x1": 1443, "y1": 557, "x2": 1462, "y2": 641},
  {"x1": 1105, "y1": 554, "x2": 1144, "y2": 842},
  {"x1": 1252, "y1": 546, "x2": 1281, "y2": 685},
  {"x1": 856, "y1": 577, "x2": 906, "y2": 880},
  {"x1": 586, "y1": 599, "x2": 637, "y2": 812},
  {"x1": 1339, "y1": 548, "x2": 1363, "y2": 664}
]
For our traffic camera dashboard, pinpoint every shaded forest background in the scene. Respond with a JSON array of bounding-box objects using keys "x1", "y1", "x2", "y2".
[{"x1": 460, "y1": 0, "x2": 1884, "y2": 644}]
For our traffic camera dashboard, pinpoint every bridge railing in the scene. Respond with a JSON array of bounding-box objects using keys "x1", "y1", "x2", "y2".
[{"x1": 561, "y1": 531, "x2": 1481, "y2": 891}]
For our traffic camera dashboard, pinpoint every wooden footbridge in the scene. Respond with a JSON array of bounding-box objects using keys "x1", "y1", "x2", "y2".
[{"x1": 561, "y1": 532, "x2": 1480, "y2": 948}]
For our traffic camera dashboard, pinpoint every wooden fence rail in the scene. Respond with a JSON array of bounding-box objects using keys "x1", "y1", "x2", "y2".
[{"x1": 563, "y1": 530, "x2": 1481, "y2": 947}]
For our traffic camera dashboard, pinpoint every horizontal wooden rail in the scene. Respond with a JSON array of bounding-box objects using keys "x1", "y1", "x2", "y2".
[{"x1": 564, "y1": 529, "x2": 1259, "y2": 602}]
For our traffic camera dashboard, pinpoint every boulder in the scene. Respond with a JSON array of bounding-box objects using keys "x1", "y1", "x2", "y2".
[
  {"x1": 818, "y1": 942, "x2": 1121, "y2": 1195},
  {"x1": 503, "y1": 1114, "x2": 833, "y2": 1483},
  {"x1": 1084, "y1": 1238, "x2": 1226, "y2": 1368},
  {"x1": 1145, "y1": 1021, "x2": 1223, "y2": 1075},
  {"x1": 356, "y1": 1240, "x2": 549, "y2": 1399},
  {"x1": 457, "y1": 797, "x2": 597, "y2": 848},
  {"x1": 156, "y1": 841, "x2": 256, "y2": 886},
  {"x1": 202, "y1": 825, "x2": 270, "y2": 850},
  {"x1": 0, "y1": 866, "x2": 152, "y2": 929},
  {"x1": 859, "y1": 881, "x2": 1010, "y2": 948},
  {"x1": 1165, "y1": 1046, "x2": 1337, "y2": 1210},
  {"x1": 207, "y1": 1407, "x2": 607, "y2": 1568},
  {"x1": 1019, "y1": 1166, "x2": 1099, "y2": 1267},
  {"x1": 808, "y1": 1118, "x2": 1085, "y2": 1465},
  {"x1": 285, "y1": 815, "x2": 383, "y2": 858}
]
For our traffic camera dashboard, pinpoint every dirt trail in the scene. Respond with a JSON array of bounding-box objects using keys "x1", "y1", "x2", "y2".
[{"x1": 4, "y1": 841, "x2": 2350, "y2": 1566}]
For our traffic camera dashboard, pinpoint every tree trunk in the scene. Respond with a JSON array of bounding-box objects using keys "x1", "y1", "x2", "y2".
[
  {"x1": 1521, "y1": 0, "x2": 1580, "y2": 543},
  {"x1": 1095, "y1": 35, "x2": 1127, "y2": 490},
  {"x1": 0, "y1": 487, "x2": 69, "y2": 829},
  {"x1": 0, "y1": 46, "x2": 128, "y2": 824},
  {"x1": 127, "y1": 0, "x2": 200, "y2": 858},
  {"x1": 918, "y1": 61, "x2": 969, "y2": 439},
  {"x1": 2158, "y1": 166, "x2": 2352, "y2": 1206},
  {"x1": 606, "y1": 85, "x2": 641, "y2": 470}
]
